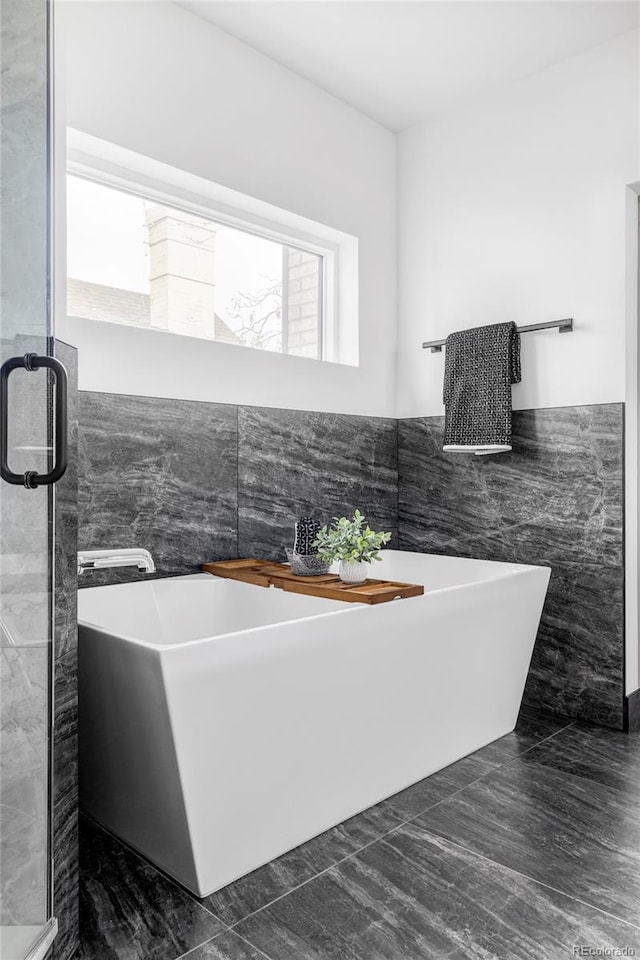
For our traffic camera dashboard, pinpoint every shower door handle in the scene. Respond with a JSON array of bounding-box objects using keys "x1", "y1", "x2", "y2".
[{"x1": 0, "y1": 353, "x2": 68, "y2": 488}]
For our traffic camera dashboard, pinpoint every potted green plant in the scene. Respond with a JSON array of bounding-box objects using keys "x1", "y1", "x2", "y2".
[{"x1": 313, "y1": 510, "x2": 392, "y2": 584}]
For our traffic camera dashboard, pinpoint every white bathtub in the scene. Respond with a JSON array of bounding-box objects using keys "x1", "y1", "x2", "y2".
[{"x1": 78, "y1": 549, "x2": 550, "y2": 897}]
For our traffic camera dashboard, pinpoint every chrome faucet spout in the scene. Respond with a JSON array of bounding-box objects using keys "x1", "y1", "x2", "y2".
[{"x1": 77, "y1": 548, "x2": 156, "y2": 576}]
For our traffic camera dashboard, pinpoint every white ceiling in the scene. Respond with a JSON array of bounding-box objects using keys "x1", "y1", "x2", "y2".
[{"x1": 176, "y1": 1, "x2": 638, "y2": 130}]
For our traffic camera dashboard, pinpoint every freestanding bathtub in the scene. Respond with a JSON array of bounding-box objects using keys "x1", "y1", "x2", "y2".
[{"x1": 78, "y1": 549, "x2": 550, "y2": 897}]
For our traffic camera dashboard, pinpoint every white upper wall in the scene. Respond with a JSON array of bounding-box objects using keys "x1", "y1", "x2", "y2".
[
  {"x1": 56, "y1": 3, "x2": 639, "y2": 421},
  {"x1": 180, "y1": 1, "x2": 638, "y2": 131},
  {"x1": 396, "y1": 30, "x2": 639, "y2": 418},
  {"x1": 54, "y1": 0, "x2": 397, "y2": 416}
]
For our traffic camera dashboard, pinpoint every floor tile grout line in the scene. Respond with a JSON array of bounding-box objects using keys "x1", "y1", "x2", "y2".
[
  {"x1": 172, "y1": 932, "x2": 225, "y2": 960},
  {"x1": 418, "y1": 829, "x2": 640, "y2": 934},
  {"x1": 233, "y1": 928, "x2": 280, "y2": 960},
  {"x1": 501, "y1": 718, "x2": 640, "y2": 798},
  {"x1": 171, "y1": 927, "x2": 278, "y2": 960},
  {"x1": 485, "y1": 717, "x2": 576, "y2": 763},
  {"x1": 227, "y1": 719, "x2": 578, "y2": 930},
  {"x1": 496, "y1": 718, "x2": 576, "y2": 765},
  {"x1": 199, "y1": 905, "x2": 228, "y2": 924},
  {"x1": 191, "y1": 893, "x2": 229, "y2": 924}
]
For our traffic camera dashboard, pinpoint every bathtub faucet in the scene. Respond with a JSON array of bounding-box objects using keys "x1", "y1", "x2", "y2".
[{"x1": 77, "y1": 548, "x2": 156, "y2": 576}]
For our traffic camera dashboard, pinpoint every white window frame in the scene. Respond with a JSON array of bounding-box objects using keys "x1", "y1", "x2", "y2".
[{"x1": 66, "y1": 130, "x2": 358, "y2": 365}]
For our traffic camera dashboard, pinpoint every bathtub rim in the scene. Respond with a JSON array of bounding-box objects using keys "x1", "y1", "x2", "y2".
[
  {"x1": 77, "y1": 555, "x2": 551, "y2": 653},
  {"x1": 78, "y1": 591, "x2": 361, "y2": 652}
]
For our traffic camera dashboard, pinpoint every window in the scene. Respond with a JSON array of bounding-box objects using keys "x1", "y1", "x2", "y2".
[{"x1": 66, "y1": 175, "x2": 327, "y2": 360}]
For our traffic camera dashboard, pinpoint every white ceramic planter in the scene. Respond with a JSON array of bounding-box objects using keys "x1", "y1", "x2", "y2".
[{"x1": 339, "y1": 560, "x2": 368, "y2": 584}]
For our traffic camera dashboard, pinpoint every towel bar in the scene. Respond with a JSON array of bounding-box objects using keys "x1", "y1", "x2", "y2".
[{"x1": 422, "y1": 318, "x2": 574, "y2": 353}]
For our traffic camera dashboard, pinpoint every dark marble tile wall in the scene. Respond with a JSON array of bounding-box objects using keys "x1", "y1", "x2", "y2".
[
  {"x1": 78, "y1": 396, "x2": 398, "y2": 584},
  {"x1": 238, "y1": 406, "x2": 398, "y2": 560},
  {"x1": 398, "y1": 404, "x2": 625, "y2": 729},
  {"x1": 78, "y1": 393, "x2": 239, "y2": 584},
  {"x1": 52, "y1": 340, "x2": 79, "y2": 960}
]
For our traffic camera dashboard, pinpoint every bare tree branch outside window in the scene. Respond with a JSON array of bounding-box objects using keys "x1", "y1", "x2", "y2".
[{"x1": 227, "y1": 279, "x2": 283, "y2": 351}]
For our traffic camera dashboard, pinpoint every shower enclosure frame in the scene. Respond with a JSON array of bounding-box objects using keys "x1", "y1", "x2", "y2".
[{"x1": 0, "y1": 0, "x2": 61, "y2": 958}]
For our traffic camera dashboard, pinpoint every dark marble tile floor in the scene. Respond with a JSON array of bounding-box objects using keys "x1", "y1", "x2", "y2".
[
  {"x1": 179, "y1": 932, "x2": 270, "y2": 960},
  {"x1": 79, "y1": 710, "x2": 640, "y2": 960},
  {"x1": 522, "y1": 721, "x2": 640, "y2": 795},
  {"x1": 420, "y1": 755, "x2": 640, "y2": 927},
  {"x1": 237, "y1": 830, "x2": 640, "y2": 960},
  {"x1": 78, "y1": 819, "x2": 223, "y2": 960}
]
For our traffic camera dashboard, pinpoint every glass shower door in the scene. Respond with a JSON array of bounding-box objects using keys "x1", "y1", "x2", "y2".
[{"x1": 0, "y1": 1, "x2": 60, "y2": 959}]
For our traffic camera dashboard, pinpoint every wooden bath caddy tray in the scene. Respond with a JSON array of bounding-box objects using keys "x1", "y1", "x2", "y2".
[{"x1": 201, "y1": 559, "x2": 424, "y2": 605}]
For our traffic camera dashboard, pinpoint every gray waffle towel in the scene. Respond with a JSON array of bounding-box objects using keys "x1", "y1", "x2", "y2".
[{"x1": 443, "y1": 321, "x2": 521, "y2": 455}]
